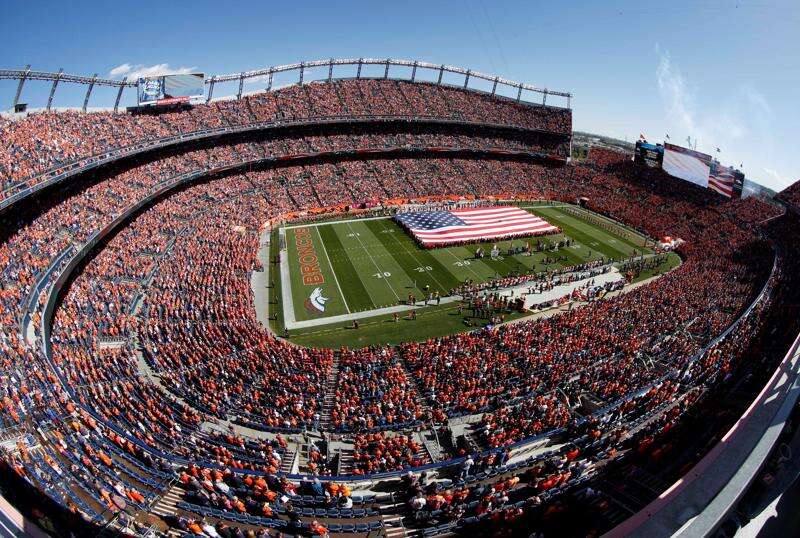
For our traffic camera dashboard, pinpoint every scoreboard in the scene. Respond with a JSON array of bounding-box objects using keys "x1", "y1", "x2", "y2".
[
  {"x1": 634, "y1": 141, "x2": 664, "y2": 168},
  {"x1": 137, "y1": 73, "x2": 205, "y2": 106}
]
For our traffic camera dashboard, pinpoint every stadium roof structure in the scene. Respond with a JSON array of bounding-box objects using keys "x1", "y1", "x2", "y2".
[{"x1": 0, "y1": 57, "x2": 572, "y2": 113}]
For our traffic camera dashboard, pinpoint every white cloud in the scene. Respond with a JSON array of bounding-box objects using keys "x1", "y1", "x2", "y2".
[
  {"x1": 109, "y1": 63, "x2": 132, "y2": 77},
  {"x1": 762, "y1": 168, "x2": 794, "y2": 191},
  {"x1": 652, "y1": 47, "x2": 797, "y2": 190},
  {"x1": 108, "y1": 62, "x2": 198, "y2": 80},
  {"x1": 656, "y1": 49, "x2": 697, "y2": 135}
]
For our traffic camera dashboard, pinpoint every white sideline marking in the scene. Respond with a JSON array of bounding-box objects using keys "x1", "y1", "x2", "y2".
[
  {"x1": 278, "y1": 228, "x2": 297, "y2": 325},
  {"x1": 347, "y1": 221, "x2": 400, "y2": 301},
  {"x1": 282, "y1": 215, "x2": 390, "y2": 230},
  {"x1": 316, "y1": 226, "x2": 351, "y2": 313}
]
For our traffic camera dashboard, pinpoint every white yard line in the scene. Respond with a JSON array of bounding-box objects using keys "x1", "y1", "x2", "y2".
[
  {"x1": 347, "y1": 222, "x2": 400, "y2": 301},
  {"x1": 440, "y1": 246, "x2": 485, "y2": 282},
  {"x1": 315, "y1": 226, "x2": 351, "y2": 313},
  {"x1": 282, "y1": 215, "x2": 391, "y2": 230},
  {"x1": 375, "y1": 219, "x2": 449, "y2": 292}
]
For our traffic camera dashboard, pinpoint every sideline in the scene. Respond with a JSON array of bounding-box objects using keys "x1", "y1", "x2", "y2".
[{"x1": 315, "y1": 226, "x2": 351, "y2": 313}]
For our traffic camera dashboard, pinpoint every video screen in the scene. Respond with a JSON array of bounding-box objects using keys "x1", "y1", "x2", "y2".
[
  {"x1": 662, "y1": 143, "x2": 712, "y2": 188},
  {"x1": 137, "y1": 73, "x2": 204, "y2": 105}
]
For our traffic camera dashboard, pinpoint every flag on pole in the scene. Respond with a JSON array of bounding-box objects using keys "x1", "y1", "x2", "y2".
[{"x1": 665, "y1": 133, "x2": 670, "y2": 140}]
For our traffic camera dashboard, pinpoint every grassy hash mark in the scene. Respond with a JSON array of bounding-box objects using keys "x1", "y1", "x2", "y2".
[
  {"x1": 328, "y1": 220, "x2": 412, "y2": 310},
  {"x1": 553, "y1": 206, "x2": 651, "y2": 254},
  {"x1": 315, "y1": 226, "x2": 351, "y2": 313},
  {"x1": 439, "y1": 245, "x2": 487, "y2": 282},
  {"x1": 346, "y1": 221, "x2": 401, "y2": 301},
  {"x1": 317, "y1": 224, "x2": 374, "y2": 311},
  {"x1": 369, "y1": 218, "x2": 452, "y2": 292},
  {"x1": 531, "y1": 208, "x2": 630, "y2": 261},
  {"x1": 365, "y1": 219, "x2": 461, "y2": 294}
]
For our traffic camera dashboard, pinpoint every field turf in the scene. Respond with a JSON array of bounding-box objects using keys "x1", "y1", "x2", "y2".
[{"x1": 277, "y1": 204, "x2": 655, "y2": 325}]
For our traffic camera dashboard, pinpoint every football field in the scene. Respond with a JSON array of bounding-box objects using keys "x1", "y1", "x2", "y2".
[{"x1": 278, "y1": 204, "x2": 652, "y2": 324}]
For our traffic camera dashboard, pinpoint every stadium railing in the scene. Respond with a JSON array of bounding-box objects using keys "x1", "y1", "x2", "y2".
[{"x1": 606, "y1": 252, "x2": 797, "y2": 538}]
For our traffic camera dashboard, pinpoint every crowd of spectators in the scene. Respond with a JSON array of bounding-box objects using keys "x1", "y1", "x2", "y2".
[
  {"x1": 0, "y1": 98, "x2": 794, "y2": 536},
  {"x1": 776, "y1": 178, "x2": 800, "y2": 210},
  {"x1": 0, "y1": 78, "x2": 571, "y2": 198},
  {"x1": 331, "y1": 348, "x2": 427, "y2": 431},
  {"x1": 351, "y1": 432, "x2": 427, "y2": 475}
]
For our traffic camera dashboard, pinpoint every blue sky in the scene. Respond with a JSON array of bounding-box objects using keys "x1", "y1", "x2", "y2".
[{"x1": 1, "y1": 0, "x2": 797, "y2": 191}]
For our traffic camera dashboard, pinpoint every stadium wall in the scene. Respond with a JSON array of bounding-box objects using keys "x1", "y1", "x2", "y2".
[{"x1": 607, "y1": 252, "x2": 800, "y2": 537}]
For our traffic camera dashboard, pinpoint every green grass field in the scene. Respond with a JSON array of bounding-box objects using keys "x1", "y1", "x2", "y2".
[{"x1": 269, "y1": 203, "x2": 678, "y2": 348}]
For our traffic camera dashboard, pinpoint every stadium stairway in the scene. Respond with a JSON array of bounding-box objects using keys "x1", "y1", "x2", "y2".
[
  {"x1": 280, "y1": 445, "x2": 299, "y2": 474},
  {"x1": 151, "y1": 483, "x2": 183, "y2": 520},
  {"x1": 339, "y1": 446, "x2": 356, "y2": 475},
  {"x1": 396, "y1": 355, "x2": 435, "y2": 418},
  {"x1": 381, "y1": 513, "x2": 409, "y2": 538},
  {"x1": 418, "y1": 429, "x2": 444, "y2": 462},
  {"x1": 319, "y1": 354, "x2": 342, "y2": 431}
]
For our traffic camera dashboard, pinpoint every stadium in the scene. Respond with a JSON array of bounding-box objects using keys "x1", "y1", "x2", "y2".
[{"x1": 1, "y1": 22, "x2": 800, "y2": 538}]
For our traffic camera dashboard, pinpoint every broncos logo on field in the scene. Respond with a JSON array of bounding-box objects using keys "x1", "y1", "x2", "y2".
[{"x1": 304, "y1": 287, "x2": 330, "y2": 314}]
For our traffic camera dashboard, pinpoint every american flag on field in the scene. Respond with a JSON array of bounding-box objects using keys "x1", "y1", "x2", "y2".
[
  {"x1": 708, "y1": 163, "x2": 735, "y2": 198},
  {"x1": 395, "y1": 206, "x2": 559, "y2": 247}
]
